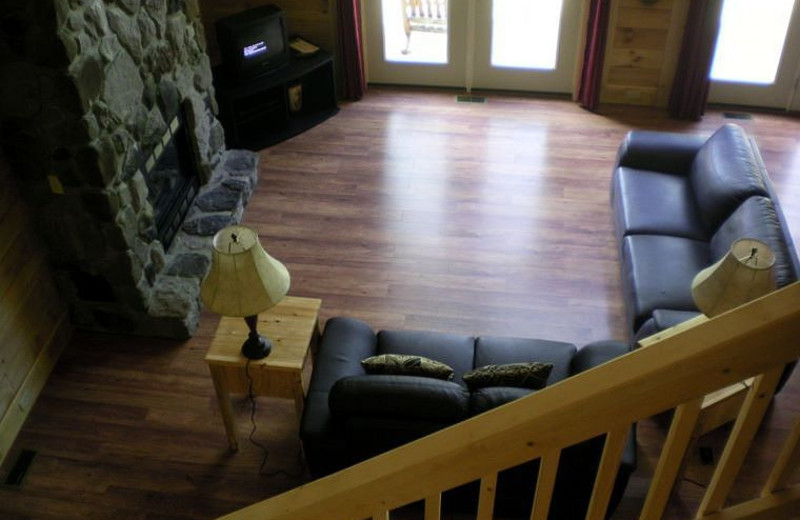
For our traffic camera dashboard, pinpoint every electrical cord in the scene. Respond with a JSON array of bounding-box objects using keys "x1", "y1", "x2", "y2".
[{"x1": 244, "y1": 359, "x2": 305, "y2": 478}]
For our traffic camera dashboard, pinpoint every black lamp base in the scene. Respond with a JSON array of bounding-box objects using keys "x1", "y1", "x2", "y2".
[{"x1": 241, "y1": 332, "x2": 272, "y2": 360}]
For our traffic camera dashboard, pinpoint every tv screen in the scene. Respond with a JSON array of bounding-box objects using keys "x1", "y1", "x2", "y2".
[{"x1": 216, "y1": 4, "x2": 290, "y2": 79}]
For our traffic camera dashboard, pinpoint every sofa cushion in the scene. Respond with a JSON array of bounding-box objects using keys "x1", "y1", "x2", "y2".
[
  {"x1": 329, "y1": 375, "x2": 470, "y2": 421},
  {"x1": 474, "y1": 336, "x2": 576, "y2": 384},
  {"x1": 470, "y1": 387, "x2": 534, "y2": 415},
  {"x1": 462, "y1": 362, "x2": 553, "y2": 391},
  {"x1": 615, "y1": 129, "x2": 706, "y2": 174},
  {"x1": 612, "y1": 167, "x2": 706, "y2": 241},
  {"x1": 377, "y1": 329, "x2": 475, "y2": 383},
  {"x1": 621, "y1": 235, "x2": 711, "y2": 330},
  {"x1": 690, "y1": 124, "x2": 768, "y2": 233},
  {"x1": 361, "y1": 354, "x2": 455, "y2": 380},
  {"x1": 710, "y1": 196, "x2": 799, "y2": 288}
]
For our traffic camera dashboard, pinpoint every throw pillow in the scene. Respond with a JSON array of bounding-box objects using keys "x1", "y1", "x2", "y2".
[
  {"x1": 361, "y1": 354, "x2": 455, "y2": 381},
  {"x1": 462, "y1": 362, "x2": 554, "y2": 391}
]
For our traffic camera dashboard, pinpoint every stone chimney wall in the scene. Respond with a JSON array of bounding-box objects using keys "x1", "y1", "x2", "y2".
[{"x1": 0, "y1": 0, "x2": 258, "y2": 338}]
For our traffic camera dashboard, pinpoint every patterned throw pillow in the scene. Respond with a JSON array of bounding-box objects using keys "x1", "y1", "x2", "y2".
[
  {"x1": 361, "y1": 354, "x2": 455, "y2": 381},
  {"x1": 462, "y1": 362, "x2": 554, "y2": 391}
]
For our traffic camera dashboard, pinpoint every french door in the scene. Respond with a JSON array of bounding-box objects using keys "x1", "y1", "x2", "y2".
[
  {"x1": 708, "y1": 0, "x2": 800, "y2": 110},
  {"x1": 363, "y1": 0, "x2": 582, "y2": 94}
]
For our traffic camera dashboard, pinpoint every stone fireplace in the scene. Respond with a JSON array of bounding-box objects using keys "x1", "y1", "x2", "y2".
[{"x1": 0, "y1": 0, "x2": 259, "y2": 338}]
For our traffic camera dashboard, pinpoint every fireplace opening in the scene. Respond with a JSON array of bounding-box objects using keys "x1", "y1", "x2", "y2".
[{"x1": 142, "y1": 107, "x2": 200, "y2": 250}]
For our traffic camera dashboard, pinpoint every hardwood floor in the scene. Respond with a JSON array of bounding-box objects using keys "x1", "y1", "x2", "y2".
[{"x1": 1, "y1": 87, "x2": 798, "y2": 520}]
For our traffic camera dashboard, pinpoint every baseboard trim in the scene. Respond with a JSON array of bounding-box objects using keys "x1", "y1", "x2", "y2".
[{"x1": 0, "y1": 312, "x2": 71, "y2": 467}]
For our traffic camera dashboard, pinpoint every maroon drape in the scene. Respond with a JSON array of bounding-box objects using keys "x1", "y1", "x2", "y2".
[
  {"x1": 668, "y1": 0, "x2": 723, "y2": 120},
  {"x1": 337, "y1": 0, "x2": 367, "y2": 100},
  {"x1": 577, "y1": 0, "x2": 611, "y2": 111}
]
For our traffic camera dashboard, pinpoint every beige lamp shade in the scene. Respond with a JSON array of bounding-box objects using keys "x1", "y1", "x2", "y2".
[
  {"x1": 200, "y1": 225, "x2": 290, "y2": 317},
  {"x1": 691, "y1": 238, "x2": 776, "y2": 317}
]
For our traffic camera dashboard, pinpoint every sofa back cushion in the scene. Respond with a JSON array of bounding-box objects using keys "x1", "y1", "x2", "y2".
[
  {"x1": 690, "y1": 124, "x2": 768, "y2": 233},
  {"x1": 329, "y1": 375, "x2": 470, "y2": 421},
  {"x1": 710, "y1": 196, "x2": 799, "y2": 288},
  {"x1": 377, "y1": 329, "x2": 476, "y2": 382}
]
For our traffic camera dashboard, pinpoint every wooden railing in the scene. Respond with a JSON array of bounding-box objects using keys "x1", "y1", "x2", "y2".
[
  {"x1": 215, "y1": 282, "x2": 800, "y2": 520},
  {"x1": 402, "y1": 0, "x2": 447, "y2": 54}
]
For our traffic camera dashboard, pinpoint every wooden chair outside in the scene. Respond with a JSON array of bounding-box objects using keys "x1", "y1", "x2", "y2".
[{"x1": 214, "y1": 282, "x2": 800, "y2": 520}]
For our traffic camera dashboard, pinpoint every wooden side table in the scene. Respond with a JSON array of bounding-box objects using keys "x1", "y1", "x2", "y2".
[{"x1": 205, "y1": 296, "x2": 321, "y2": 451}]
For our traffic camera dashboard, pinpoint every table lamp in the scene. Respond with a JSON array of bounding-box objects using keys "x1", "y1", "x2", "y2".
[
  {"x1": 692, "y1": 238, "x2": 776, "y2": 317},
  {"x1": 201, "y1": 225, "x2": 291, "y2": 359}
]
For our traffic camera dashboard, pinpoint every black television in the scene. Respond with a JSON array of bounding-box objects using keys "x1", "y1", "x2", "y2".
[{"x1": 216, "y1": 4, "x2": 290, "y2": 79}]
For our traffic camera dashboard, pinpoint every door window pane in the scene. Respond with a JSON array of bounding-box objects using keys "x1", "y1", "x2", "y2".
[
  {"x1": 711, "y1": 0, "x2": 795, "y2": 84},
  {"x1": 382, "y1": 0, "x2": 448, "y2": 64},
  {"x1": 491, "y1": 0, "x2": 564, "y2": 70}
]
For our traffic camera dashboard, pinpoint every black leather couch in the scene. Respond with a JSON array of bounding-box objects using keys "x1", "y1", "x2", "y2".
[
  {"x1": 300, "y1": 317, "x2": 636, "y2": 519},
  {"x1": 611, "y1": 123, "x2": 799, "y2": 387}
]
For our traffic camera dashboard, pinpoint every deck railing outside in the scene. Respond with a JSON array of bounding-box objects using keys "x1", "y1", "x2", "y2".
[{"x1": 216, "y1": 282, "x2": 800, "y2": 520}]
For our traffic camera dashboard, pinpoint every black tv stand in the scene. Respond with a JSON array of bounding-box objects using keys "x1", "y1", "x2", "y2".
[{"x1": 213, "y1": 51, "x2": 338, "y2": 151}]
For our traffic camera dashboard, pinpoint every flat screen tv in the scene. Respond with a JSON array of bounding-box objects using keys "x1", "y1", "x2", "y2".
[{"x1": 216, "y1": 4, "x2": 290, "y2": 79}]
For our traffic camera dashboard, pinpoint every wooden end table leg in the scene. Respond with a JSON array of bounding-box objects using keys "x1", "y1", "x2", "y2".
[{"x1": 209, "y1": 365, "x2": 239, "y2": 451}]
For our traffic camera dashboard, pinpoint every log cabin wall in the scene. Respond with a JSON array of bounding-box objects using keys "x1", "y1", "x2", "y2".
[
  {"x1": 198, "y1": 0, "x2": 337, "y2": 67},
  {"x1": 0, "y1": 152, "x2": 71, "y2": 467},
  {"x1": 600, "y1": 0, "x2": 690, "y2": 107}
]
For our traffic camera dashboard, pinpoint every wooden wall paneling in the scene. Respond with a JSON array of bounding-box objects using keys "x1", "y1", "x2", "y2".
[
  {"x1": 601, "y1": 0, "x2": 685, "y2": 107},
  {"x1": 656, "y1": 0, "x2": 690, "y2": 107},
  {"x1": 0, "y1": 156, "x2": 71, "y2": 466}
]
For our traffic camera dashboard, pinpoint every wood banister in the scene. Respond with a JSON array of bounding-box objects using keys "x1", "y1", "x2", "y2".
[{"x1": 215, "y1": 282, "x2": 800, "y2": 520}]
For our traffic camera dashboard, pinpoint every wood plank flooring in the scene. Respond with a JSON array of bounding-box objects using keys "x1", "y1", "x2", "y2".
[{"x1": 1, "y1": 87, "x2": 798, "y2": 520}]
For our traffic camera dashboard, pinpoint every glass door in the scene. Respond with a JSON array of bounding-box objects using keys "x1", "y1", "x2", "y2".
[
  {"x1": 708, "y1": 0, "x2": 800, "y2": 109},
  {"x1": 363, "y1": 0, "x2": 467, "y2": 87},
  {"x1": 472, "y1": 0, "x2": 581, "y2": 93},
  {"x1": 364, "y1": 0, "x2": 581, "y2": 94}
]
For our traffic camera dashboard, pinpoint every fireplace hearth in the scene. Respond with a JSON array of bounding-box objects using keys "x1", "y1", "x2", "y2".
[{"x1": 0, "y1": 0, "x2": 260, "y2": 338}]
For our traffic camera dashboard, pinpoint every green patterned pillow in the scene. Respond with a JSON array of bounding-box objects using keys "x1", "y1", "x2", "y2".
[
  {"x1": 361, "y1": 354, "x2": 455, "y2": 381},
  {"x1": 462, "y1": 362, "x2": 554, "y2": 391}
]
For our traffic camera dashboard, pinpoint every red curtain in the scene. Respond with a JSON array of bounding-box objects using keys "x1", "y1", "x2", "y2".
[
  {"x1": 337, "y1": 0, "x2": 367, "y2": 100},
  {"x1": 577, "y1": 0, "x2": 611, "y2": 111},
  {"x1": 668, "y1": 0, "x2": 724, "y2": 120}
]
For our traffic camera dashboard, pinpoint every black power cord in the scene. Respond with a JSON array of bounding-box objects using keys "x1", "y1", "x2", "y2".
[{"x1": 244, "y1": 359, "x2": 305, "y2": 478}]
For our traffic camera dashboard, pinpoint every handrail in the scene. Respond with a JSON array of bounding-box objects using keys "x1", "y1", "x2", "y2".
[{"x1": 216, "y1": 282, "x2": 800, "y2": 520}]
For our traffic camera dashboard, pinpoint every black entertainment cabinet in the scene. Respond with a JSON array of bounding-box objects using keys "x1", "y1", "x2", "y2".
[{"x1": 213, "y1": 51, "x2": 338, "y2": 151}]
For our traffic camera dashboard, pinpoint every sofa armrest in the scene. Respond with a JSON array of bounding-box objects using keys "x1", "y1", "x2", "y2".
[
  {"x1": 616, "y1": 130, "x2": 706, "y2": 175},
  {"x1": 571, "y1": 340, "x2": 632, "y2": 375},
  {"x1": 307, "y1": 317, "x2": 378, "y2": 393},
  {"x1": 329, "y1": 375, "x2": 470, "y2": 421}
]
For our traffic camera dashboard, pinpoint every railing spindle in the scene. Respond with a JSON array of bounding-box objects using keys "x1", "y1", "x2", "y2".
[
  {"x1": 640, "y1": 398, "x2": 704, "y2": 520},
  {"x1": 584, "y1": 425, "x2": 629, "y2": 520},
  {"x1": 476, "y1": 473, "x2": 498, "y2": 520},
  {"x1": 698, "y1": 367, "x2": 784, "y2": 516},
  {"x1": 762, "y1": 414, "x2": 800, "y2": 495},
  {"x1": 424, "y1": 493, "x2": 442, "y2": 520},
  {"x1": 530, "y1": 449, "x2": 561, "y2": 520}
]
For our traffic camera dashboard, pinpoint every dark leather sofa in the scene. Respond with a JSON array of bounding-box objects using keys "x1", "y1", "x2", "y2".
[
  {"x1": 611, "y1": 123, "x2": 799, "y2": 387},
  {"x1": 300, "y1": 316, "x2": 636, "y2": 519}
]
